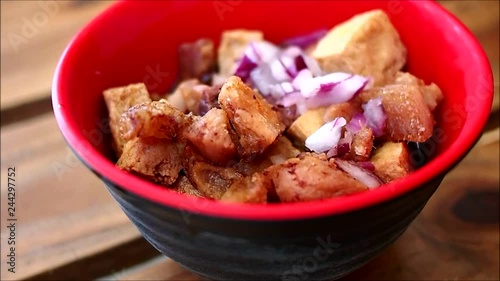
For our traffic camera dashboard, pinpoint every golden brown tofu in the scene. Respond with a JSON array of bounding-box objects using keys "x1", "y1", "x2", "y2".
[
  {"x1": 323, "y1": 102, "x2": 360, "y2": 123},
  {"x1": 220, "y1": 173, "x2": 268, "y2": 203},
  {"x1": 312, "y1": 10, "x2": 406, "y2": 86},
  {"x1": 103, "y1": 83, "x2": 152, "y2": 156},
  {"x1": 218, "y1": 29, "x2": 264, "y2": 77},
  {"x1": 117, "y1": 137, "x2": 182, "y2": 185},
  {"x1": 393, "y1": 72, "x2": 443, "y2": 111},
  {"x1": 119, "y1": 99, "x2": 189, "y2": 141},
  {"x1": 347, "y1": 126, "x2": 374, "y2": 161},
  {"x1": 184, "y1": 108, "x2": 237, "y2": 165},
  {"x1": 182, "y1": 145, "x2": 243, "y2": 199},
  {"x1": 235, "y1": 136, "x2": 300, "y2": 176},
  {"x1": 169, "y1": 175, "x2": 204, "y2": 197},
  {"x1": 287, "y1": 107, "x2": 327, "y2": 145},
  {"x1": 272, "y1": 155, "x2": 368, "y2": 202},
  {"x1": 219, "y1": 76, "x2": 285, "y2": 159},
  {"x1": 371, "y1": 141, "x2": 413, "y2": 183}
]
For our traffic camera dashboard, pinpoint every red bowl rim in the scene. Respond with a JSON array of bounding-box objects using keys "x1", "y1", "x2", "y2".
[{"x1": 52, "y1": 0, "x2": 494, "y2": 221}]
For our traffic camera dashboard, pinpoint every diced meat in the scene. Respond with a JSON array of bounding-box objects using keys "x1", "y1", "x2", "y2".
[
  {"x1": 119, "y1": 99, "x2": 189, "y2": 141},
  {"x1": 393, "y1": 72, "x2": 443, "y2": 111},
  {"x1": 287, "y1": 107, "x2": 327, "y2": 146},
  {"x1": 235, "y1": 136, "x2": 300, "y2": 176},
  {"x1": 183, "y1": 145, "x2": 243, "y2": 199},
  {"x1": 371, "y1": 141, "x2": 413, "y2": 183},
  {"x1": 184, "y1": 108, "x2": 237, "y2": 165},
  {"x1": 178, "y1": 38, "x2": 215, "y2": 82},
  {"x1": 273, "y1": 104, "x2": 298, "y2": 128},
  {"x1": 103, "y1": 83, "x2": 152, "y2": 156},
  {"x1": 312, "y1": 10, "x2": 407, "y2": 86},
  {"x1": 219, "y1": 76, "x2": 285, "y2": 159},
  {"x1": 345, "y1": 126, "x2": 374, "y2": 161},
  {"x1": 220, "y1": 173, "x2": 269, "y2": 203},
  {"x1": 323, "y1": 101, "x2": 360, "y2": 123},
  {"x1": 172, "y1": 79, "x2": 205, "y2": 114},
  {"x1": 218, "y1": 29, "x2": 264, "y2": 77},
  {"x1": 117, "y1": 137, "x2": 182, "y2": 185},
  {"x1": 271, "y1": 155, "x2": 368, "y2": 202},
  {"x1": 198, "y1": 84, "x2": 222, "y2": 115},
  {"x1": 169, "y1": 175, "x2": 204, "y2": 197}
]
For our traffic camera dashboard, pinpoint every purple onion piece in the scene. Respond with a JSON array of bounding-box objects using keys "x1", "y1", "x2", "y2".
[
  {"x1": 345, "y1": 112, "x2": 367, "y2": 134},
  {"x1": 362, "y1": 97, "x2": 386, "y2": 137},
  {"x1": 281, "y1": 28, "x2": 329, "y2": 49},
  {"x1": 305, "y1": 117, "x2": 347, "y2": 153},
  {"x1": 334, "y1": 158, "x2": 383, "y2": 189}
]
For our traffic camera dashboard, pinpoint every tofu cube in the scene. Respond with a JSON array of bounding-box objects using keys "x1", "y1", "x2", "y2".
[
  {"x1": 103, "y1": 83, "x2": 152, "y2": 156},
  {"x1": 218, "y1": 29, "x2": 263, "y2": 77},
  {"x1": 312, "y1": 10, "x2": 407, "y2": 86},
  {"x1": 371, "y1": 141, "x2": 413, "y2": 183},
  {"x1": 287, "y1": 107, "x2": 327, "y2": 145}
]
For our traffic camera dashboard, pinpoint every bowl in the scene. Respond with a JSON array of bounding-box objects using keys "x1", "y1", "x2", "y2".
[{"x1": 52, "y1": 1, "x2": 493, "y2": 280}]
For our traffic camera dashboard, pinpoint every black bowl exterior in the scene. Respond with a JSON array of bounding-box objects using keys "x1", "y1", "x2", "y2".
[{"x1": 102, "y1": 176, "x2": 443, "y2": 281}]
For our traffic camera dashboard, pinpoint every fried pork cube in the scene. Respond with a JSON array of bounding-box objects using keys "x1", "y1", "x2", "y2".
[
  {"x1": 346, "y1": 126, "x2": 374, "y2": 161},
  {"x1": 287, "y1": 107, "x2": 327, "y2": 145},
  {"x1": 183, "y1": 145, "x2": 243, "y2": 199},
  {"x1": 183, "y1": 108, "x2": 237, "y2": 165},
  {"x1": 363, "y1": 85, "x2": 434, "y2": 142},
  {"x1": 393, "y1": 72, "x2": 443, "y2": 111},
  {"x1": 169, "y1": 175, "x2": 203, "y2": 197},
  {"x1": 220, "y1": 173, "x2": 269, "y2": 203},
  {"x1": 323, "y1": 101, "x2": 361, "y2": 123},
  {"x1": 178, "y1": 38, "x2": 215, "y2": 81},
  {"x1": 103, "y1": 83, "x2": 152, "y2": 156},
  {"x1": 198, "y1": 84, "x2": 222, "y2": 116},
  {"x1": 271, "y1": 155, "x2": 368, "y2": 202},
  {"x1": 174, "y1": 79, "x2": 203, "y2": 114},
  {"x1": 218, "y1": 29, "x2": 264, "y2": 77},
  {"x1": 370, "y1": 141, "x2": 413, "y2": 183},
  {"x1": 119, "y1": 100, "x2": 189, "y2": 141},
  {"x1": 312, "y1": 10, "x2": 407, "y2": 86},
  {"x1": 117, "y1": 137, "x2": 182, "y2": 185},
  {"x1": 219, "y1": 76, "x2": 285, "y2": 159},
  {"x1": 235, "y1": 136, "x2": 300, "y2": 176}
]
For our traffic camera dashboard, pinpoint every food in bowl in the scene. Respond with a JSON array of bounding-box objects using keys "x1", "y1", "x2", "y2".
[{"x1": 103, "y1": 9, "x2": 443, "y2": 203}]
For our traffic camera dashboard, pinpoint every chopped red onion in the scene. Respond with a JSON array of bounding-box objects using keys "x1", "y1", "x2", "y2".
[
  {"x1": 334, "y1": 159, "x2": 383, "y2": 189},
  {"x1": 281, "y1": 29, "x2": 328, "y2": 49},
  {"x1": 356, "y1": 161, "x2": 375, "y2": 172},
  {"x1": 234, "y1": 41, "x2": 280, "y2": 81},
  {"x1": 269, "y1": 82, "x2": 296, "y2": 99},
  {"x1": 345, "y1": 112, "x2": 367, "y2": 134},
  {"x1": 326, "y1": 131, "x2": 353, "y2": 158},
  {"x1": 277, "y1": 91, "x2": 303, "y2": 107},
  {"x1": 305, "y1": 117, "x2": 347, "y2": 153},
  {"x1": 362, "y1": 97, "x2": 386, "y2": 137},
  {"x1": 292, "y1": 69, "x2": 313, "y2": 89},
  {"x1": 302, "y1": 74, "x2": 370, "y2": 108}
]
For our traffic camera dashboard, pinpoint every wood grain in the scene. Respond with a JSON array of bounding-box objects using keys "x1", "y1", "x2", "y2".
[
  {"x1": 0, "y1": 0, "x2": 114, "y2": 110},
  {"x1": 0, "y1": 113, "x2": 144, "y2": 280},
  {"x1": 99, "y1": 134, "x2": 500, "y2": 281}
]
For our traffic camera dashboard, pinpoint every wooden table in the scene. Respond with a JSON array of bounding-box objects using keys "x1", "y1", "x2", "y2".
[{"x1": 1, "y1": 1, "x2": 498, "y2": 280}]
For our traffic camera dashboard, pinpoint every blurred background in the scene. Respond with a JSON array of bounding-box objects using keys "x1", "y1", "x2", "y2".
[{"x1": 1, "y1": 1, "x2": 498, "y2": 280}]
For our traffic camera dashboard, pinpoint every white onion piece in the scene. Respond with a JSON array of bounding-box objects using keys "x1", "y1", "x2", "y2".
[
  {"x1": 305, "y1": 117, "x2": 347, "y2": 153},
  {"x1": 249, "y1": 64, "x2": 279, "y2": 96},
  {"x1": 345, "y1": 112, "x2": 367, "y2": 134},
  {"x1": 234, "y1": 41, "x2": 280, "y2": 81},
  {"x1": 362, "y1": 97, "x2": 386, "y2": 137},
  {"x1": 302, "y1": 54, "x2": 323, "y2": 76},
  {"x1": 334, "y1": 159, "x2": 383, "y2": 189},
  {"x1": 269, "y1": 82, "x2": 296, "y2": 99}
]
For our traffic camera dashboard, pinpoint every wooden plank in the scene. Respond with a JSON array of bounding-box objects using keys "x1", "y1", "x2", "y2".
[
  {"x1": 0, "y1": 113, "x2": 146, "y2": 280},
  {"x1": 0, "y1": 0, "x2": 114, "y2": 110},
  {"x1": 0, "y1": 1, "x2": 498, "y2": 112},
  {"x1": 103, "y1": 133, "x2": 499, "y2": 280}
]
